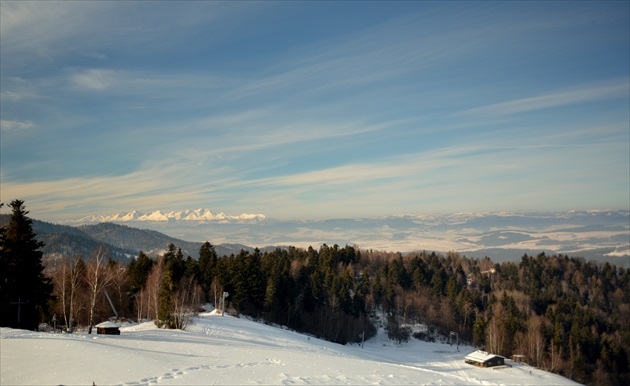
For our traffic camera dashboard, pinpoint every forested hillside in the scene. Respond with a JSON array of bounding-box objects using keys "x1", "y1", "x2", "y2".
[
  {"x1": 0, "y1": 215, "x2": 136, "y2": 262},
  {"x1": 41, "y1": 239, "x2": 629, "y2": 385},
  {"x1": 0, "y1": 215, "x2": 259, "y2": 261}
]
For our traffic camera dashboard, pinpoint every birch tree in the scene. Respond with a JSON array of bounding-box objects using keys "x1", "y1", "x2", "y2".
[
  {"x1": 67, "y1": 255, "x2": 85, "y2": 332},
  {"x1": 48, "y1": 258, "x2": 69, "y2": 329},
  {"x1": 486, "y1": 303, "x2": 505, "y2": 355},
  {"x1": 86, "y1": 245, "x2": 113, "y2": 334},
  {"x1": 171, "y1": 276, "x2": 203, "y2": 330},
  {"x1": 145, "y1": 257, "x2": 164, "y2": 321},
  {"x1": 526, "y1": 315, "x2": 545, "y2": 367}
]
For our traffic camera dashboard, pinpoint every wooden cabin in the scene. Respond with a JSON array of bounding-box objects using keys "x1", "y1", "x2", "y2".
[
  {"x1": 96, "y1": 321, "x2": 121, "y2": 335},
  {"x1": 464, "y1": 350, "x2": 505, "y2": 368}
]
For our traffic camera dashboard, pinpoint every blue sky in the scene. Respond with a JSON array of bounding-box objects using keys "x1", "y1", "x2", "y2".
[{"x1": 1, "y1": 1, "x2": 629, "y2": 222}]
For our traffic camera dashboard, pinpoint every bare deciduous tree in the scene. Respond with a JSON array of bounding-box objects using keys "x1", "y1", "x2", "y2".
[
  {"x1": 211, "y1": 276, "x2": 223, "y2": 308},
  {"x1": 86, "y1": 246, "x2": 113, "y2": 334},
  {"x1": 486, "y1": 303, "x2": 505, "y2": 355},
  {"x1": 135, "y1": 288, "x2": 145, "y2": 323},
  {"x1": 67, "y1": 255, "x2": 85, "y2": 332},
  {"x1": 47, "y1": 257, "x2": 69, "y2": 329},
  {"x1": 109, "y1": 260, "x2": 129, "y2": 317},
  {"x1": 526, "y1": 315, "x2": 545, "y2": 368},
  {"x1": 547, "y1": 342, "x2": 563, "y2": 372},
  {"x1": 145, "y1": 257, "x2": 164, "y2": 321},
  {"x1": 171, "y1": 276, "x2": 203, "y2": 330}
]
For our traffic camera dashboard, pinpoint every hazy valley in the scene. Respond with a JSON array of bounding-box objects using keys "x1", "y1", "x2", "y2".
[{"x1": 45, "y1": 209, "x2": 630, "y2": 266}]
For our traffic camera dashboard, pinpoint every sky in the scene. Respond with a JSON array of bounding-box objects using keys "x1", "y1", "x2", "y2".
[{"x1": 1, "y1": 1, "x2": 629, "y2": 222}]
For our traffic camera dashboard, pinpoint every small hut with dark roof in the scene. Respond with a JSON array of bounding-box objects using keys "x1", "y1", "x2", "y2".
[
  {"x1": 464, "y1": 350, "x2": 505, "y2": 368},
  {"x1": 96, "y1": 321, "x2": 121, "y2": 335}
]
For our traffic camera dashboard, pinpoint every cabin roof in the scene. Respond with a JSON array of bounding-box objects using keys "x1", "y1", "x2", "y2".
[
  {"x1": 96, "y1": 321, "x2": 121, "y2": 328},
  {"x1": 465, "y1": 350, "x2": 502, "y2": 363}
]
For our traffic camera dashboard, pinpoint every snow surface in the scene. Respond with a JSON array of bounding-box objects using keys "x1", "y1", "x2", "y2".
[
  {"x1": 95, "y1": 321, "x2": 121, "y2": 328},
  {"x1": 1, "y1": 311, "x2": 580, "y2": 386}
]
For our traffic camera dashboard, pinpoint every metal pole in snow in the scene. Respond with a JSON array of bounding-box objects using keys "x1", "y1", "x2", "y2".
[
  {"x1": 450, "y1": 331, "x2": 459, "y2": 351},
  {"x1": 221, "y1": 292, "x2": 229, "y2": 316},
  {"x1": 104, "y1": 290, "x2": 118, "y2": 318}
]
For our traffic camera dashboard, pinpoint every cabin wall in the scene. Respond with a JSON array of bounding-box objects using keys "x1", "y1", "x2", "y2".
[{"x1": 97, "y1": 327, "x2": 121, "y2": 335}]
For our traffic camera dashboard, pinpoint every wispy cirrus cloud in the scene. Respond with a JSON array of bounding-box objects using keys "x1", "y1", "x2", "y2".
[
  {"x1": 0, "y1": 160, "x2": 231, "y2": 219},
  {"x1": 0, "y1": 77, "x2": 39, "y2": 102},
  {"x1": 461, "y1": 79, "x2": 630, "y2": 117},
  {"x1": 64, "y1": 68, "x2": 229, "y2": 96},
  {"x1": 3, "y1": 123, "x2": 628, "y2": 221},
  {"x1": 70, "y1": 69, "x2": 117, "y2": 90},
  {"x1": 227, "y1": 11, "x2": 501, "y2": 103},
  {"x1": 0, "y1": 119, "x2": 35, "y2": 132}
]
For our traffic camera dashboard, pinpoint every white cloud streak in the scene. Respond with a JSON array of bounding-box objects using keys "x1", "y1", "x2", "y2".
[
  {"x1": 0, "y1": 119, "x2": 34, "y2": 132},
  {"x1": 4, "y1": 128, "x2": 627, "y2": 221},
  {"x1": 462, "y1": 79, "x2": 630, "y2": 116},
  {"x1": 70, "y1": 69, "x2": 117, "y2": 90}
]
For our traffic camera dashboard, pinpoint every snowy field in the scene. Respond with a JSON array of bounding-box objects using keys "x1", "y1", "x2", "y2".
[{"x1": 1, "y1": 311, "x2": 579, "y2": 386}]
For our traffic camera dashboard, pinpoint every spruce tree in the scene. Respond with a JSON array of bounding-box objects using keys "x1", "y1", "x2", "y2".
[
  {"x1": 127, "y1": 251, "x2": 153, "y2": 293},
  {"x1": 0, "y1": 200, "x2": 53, "y2": 330},
  {"x1": 198, "y1": 241, "x2": 217, "y2": 295},
  {"x1": 157, "y1": 265, "x2": 174, "y2": 328}
]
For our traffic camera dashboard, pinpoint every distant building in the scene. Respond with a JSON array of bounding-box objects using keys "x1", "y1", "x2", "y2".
[
  {"x1": 464, "y1": 350, "x2": 505, "y2": 368},
  {"x1": 96, "y1": 321, "x2": 121, "y2": 335}
]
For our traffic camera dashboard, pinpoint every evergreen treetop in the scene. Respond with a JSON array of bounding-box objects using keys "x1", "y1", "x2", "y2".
[{"x1": 0, "y1": 200, "x2": 53, "y2": 330}]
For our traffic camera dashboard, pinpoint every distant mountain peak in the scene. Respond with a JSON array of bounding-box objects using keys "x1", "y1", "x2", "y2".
[{"x1": 75, "y1": 209, "x2": 266, "y2": 224}]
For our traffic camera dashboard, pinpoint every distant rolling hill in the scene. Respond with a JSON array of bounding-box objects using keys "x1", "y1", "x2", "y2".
[{"x1": 0, "y1": 215, "x2": 258, "y2": 262}]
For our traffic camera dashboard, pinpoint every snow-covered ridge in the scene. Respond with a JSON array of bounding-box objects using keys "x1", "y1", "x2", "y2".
[{"x1": 76, "y1": 209, "x2": 266, "y2": 224}]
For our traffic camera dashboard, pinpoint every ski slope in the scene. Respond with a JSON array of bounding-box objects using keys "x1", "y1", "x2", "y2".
[{"x1": 1, "y1": 311, "x2": 579, "y2": 385}]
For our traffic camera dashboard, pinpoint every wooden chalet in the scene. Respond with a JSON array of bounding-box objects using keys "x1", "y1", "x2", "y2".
[
  {"x1": 96, "y1": 321, "x2": 121, "y2": 335},
  {"x1": 464, "y1": 350, "x2": 505, "y2": 368}
]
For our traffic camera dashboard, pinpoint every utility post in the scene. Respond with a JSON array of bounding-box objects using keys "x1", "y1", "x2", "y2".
[
  {"x1": 449, "y1": 331, "x2": 459, "y2": 351},
  {"x1": 221, "y1": 292, "x2": 229, "y2": 316}
]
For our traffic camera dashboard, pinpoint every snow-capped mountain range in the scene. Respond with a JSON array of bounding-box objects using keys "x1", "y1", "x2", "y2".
[
  {"x1": 62, "y1": 209, "x2": 628, "y2": 266},
  {"x1": 76, "y1": 209, "x2": 266, "y2": 224}
]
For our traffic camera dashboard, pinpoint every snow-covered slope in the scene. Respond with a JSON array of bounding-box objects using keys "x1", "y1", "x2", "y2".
[{"x1": 1, "y1": 312, "x2": 579, "y2": 386}]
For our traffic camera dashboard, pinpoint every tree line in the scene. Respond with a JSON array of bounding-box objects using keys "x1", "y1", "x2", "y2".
[{"x1": 1, "y1": 200, "x2": 628, "y2": 385}]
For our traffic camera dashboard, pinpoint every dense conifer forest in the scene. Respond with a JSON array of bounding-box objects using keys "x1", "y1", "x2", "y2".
[{"x1": 2, "y1": 203, "x2": 628, "y2": 385}]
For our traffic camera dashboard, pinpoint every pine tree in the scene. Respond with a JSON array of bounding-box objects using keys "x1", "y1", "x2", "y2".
[
  {"x1": 127, "y1": 251, "x2": 153, "y2": 293},
  {"x1": 198, "y1": 241, "x2": 217, "y2": 297},
  {"x1": 0, "y1": 200, "x2": 53, "y2": 330},
  {"x1": 157, "y1": 263, "x2": 174, "y2": 328}
]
